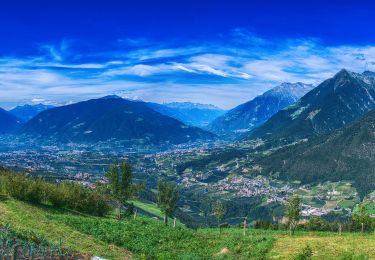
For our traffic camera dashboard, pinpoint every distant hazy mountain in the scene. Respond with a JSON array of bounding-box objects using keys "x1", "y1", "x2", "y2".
[
  {"x1": 255, "y1": 107, "x2": 375, "y2": 198},
  {"x1": 19, "y1": 96, "x2": 215, "y2": 144},
  {"x1": 0, "y1": 107, "x2": 21, "y2": 134},
  {"x1": 147, "y1": 102, "x2": 225, "y2": 127},
  {"x1": 10, "y1": 104, "x2": 54, "y2": 123},
  {"x1": 208, "y1": 82, "x2": 314, "y2": 134},
  {"x1": 249, "y1": 69, "x2": 375, "y2": 143}
]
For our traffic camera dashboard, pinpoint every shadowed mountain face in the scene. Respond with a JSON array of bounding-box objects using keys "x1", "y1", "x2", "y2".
[
  {"x1": 0, "y1": 108, "x2": 21, "y2": 134},
  {"x1": 147, "y1": 102, "x2": 225, "y2": 128},
  {"x1": 18, "y1": 96, "x2": 215, "y2": 144},
  {"x1": 249, "y1": 70, "x2": 375, "y2": 143},
  {"x1": 208, "y1": 82, "x2": 314, "y2": 134},
  {"x1": 10, "y1": 104, "x2": 54, "y2": 123},
  {"x1": 254, "y1": 108, "x2": 375, "y2": 198}
]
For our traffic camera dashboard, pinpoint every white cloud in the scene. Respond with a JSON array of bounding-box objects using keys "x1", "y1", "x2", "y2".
[
  {"x1": 31, "y1": 98, "x2": 47, "y2": 103},
  {"x1": 2, "y1": 32, "x2": 375, "y2": 109},
  {"x1": 48, "y1": 63, "x2": 107, "y2": 69}
]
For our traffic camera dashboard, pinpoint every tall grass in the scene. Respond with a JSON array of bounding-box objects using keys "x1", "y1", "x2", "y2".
[
  {"x1": 0, "y1": 224, "x2": 78, "y2": 259},
  {"x1": 51, "y1": 214, "x2": 275, "y2": 259}
]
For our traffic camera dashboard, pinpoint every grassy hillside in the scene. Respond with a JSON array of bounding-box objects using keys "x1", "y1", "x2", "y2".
[
  {"x1": 1, "y1": 197, "x2": 375, "y2": 259},
  {"x1": 0, "y1": 197, "x2": 131, "y2": 259},
  {"x1": 131, "y1": 200, "x2": 168, "y2": 219},
  {"x1": 0, "y1": 198, "x2": 273, "y2": 259},
  {"x1": 130, "y1": 200, "x2": 184, "y2": 227}
]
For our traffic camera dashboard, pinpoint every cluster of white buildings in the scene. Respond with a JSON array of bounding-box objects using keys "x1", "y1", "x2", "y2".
[{"x1": 214, "y1": 175, "x2": 293, "y2": 198}]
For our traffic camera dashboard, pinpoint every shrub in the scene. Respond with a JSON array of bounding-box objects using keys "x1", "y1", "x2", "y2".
[
  {"x1": 46, "y1": 182, "x2": 110, "y2": 216},
  {"x1": 4, "y1": 174, "x2": 29, "y2": 200},
  {"x1": 304, "y1": 217, "x2": 335, "y2": 231},
  {"x1": 25, "y1": 178, "x2": 46, "y2": 204},
  {"x1": 47, "y1": 183, "x2": 68, "y2": 208},
  {"x1": 295, "y1": 245, "x2": 313, "y2": 260},
  {"x1": 254, "y1": 220, "x2": 272, "y2": 229},
  {"x1": 0, "y1": 171, "x2": 110, "y2": 216}
]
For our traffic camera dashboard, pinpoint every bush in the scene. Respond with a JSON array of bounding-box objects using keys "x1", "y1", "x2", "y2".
[
  {"x1": 46, "y1": 182, "x2": 111, "y2": 216},
  {"x1": 25, "y1": 179, "x2": 46, "y2": 204},
  {"x1": 254, "y1": 220, "x2": 280, "y2": 230},
  {"x1": 295, "y1": 245, "x2": 313, "y2": 260},
  {"x1": 47, "y1": 183, "x2": 68, "y2": 208},
  {"x1": 0, "y1": 171, "x2": 110, "y2": 216},
  {"x1": 303, "y1": 217, "x2": 337, "y2": 231},
  {"x1": 4, "y1": 174, "x2": 29, "y2": 200},
  {"x1": 254, "y1": 220, "x2": 272, "y2": 229}
]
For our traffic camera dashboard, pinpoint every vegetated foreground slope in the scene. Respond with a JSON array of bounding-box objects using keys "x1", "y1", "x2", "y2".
[
  {"x1": 1, "y1": 199, "x2": 375, "y2": 259},
  {"x1": 0, "y1": 199, "x2": 274, "y2": 259},
  {"x1": 249, "y1": 70, "x2": 375, "y2": 143},
  {"x1": 18, "y1": 96, "x2": 215, "y2": 144},
  {"x1": 0, "y1": 199, "x2": 132, "y2": 259},
  {"x1": 208, "y1": 82, "x2": 314, "y2": 134},
  {"x1": 253, "y1": 108, "x2": 375, "y2": 198}
]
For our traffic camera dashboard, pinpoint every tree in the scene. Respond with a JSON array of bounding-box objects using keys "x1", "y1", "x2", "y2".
[
  {"x1": 201, "y1": 199, "x2": 213, "y2": 227},
  {"x1": 286, "y1": 195, "x2": 301, "y2": 235},
  {"x1": 212, "y1": 201, "x2": 226, "y2": 233},
  {"x1": 105, "y1": 162, "x2": 143, "y2": 219},
  {"x1": 352, "y1": 203, "x2": 371, "y2": 233},
  {"x1": 156, "y1": 181, "x2": 179, "y2": 226}
]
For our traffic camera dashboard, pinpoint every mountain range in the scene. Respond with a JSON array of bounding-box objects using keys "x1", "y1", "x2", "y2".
[
  {"x1": 208, "y1": 82, "x2": 314, "y2": 134},
  {"x1": 147, "y1": 102, "x2": 225, "y2": 127},
  {"x1": 248, "y1": 69, "x2": 375, "y2": 143},
  {"x1": 5, "y1": 68, "x2": 375, "y2": 218},
  {"x1": 10, "y1": 104, "x2": 54, "y2": 123},
  {"x1": 5, "y1": 68, "x2": 375, "y2": 152},
  {"x1": 18, "y1": 96, "x2": 215, "y2": 144},
  {"x1": 0, "y1": 108, "x2": 21, "y2": 134},
  {"x1": 254, "y1": 106, "x2": 375, "y2": 198}
]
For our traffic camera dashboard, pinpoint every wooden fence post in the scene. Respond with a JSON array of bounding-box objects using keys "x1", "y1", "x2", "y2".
[{"x1": 243, "y1": 218, "x2": 247, "y2": 236}]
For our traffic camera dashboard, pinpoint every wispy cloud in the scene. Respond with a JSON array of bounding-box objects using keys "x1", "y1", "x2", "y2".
[{"x1": 1, "y1": 30, "x2": 375, "y2": 109}]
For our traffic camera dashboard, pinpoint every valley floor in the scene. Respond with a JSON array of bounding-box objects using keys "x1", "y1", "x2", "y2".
[{"x1": 0, "y1": 198, "x2": 374, "y2": 259}]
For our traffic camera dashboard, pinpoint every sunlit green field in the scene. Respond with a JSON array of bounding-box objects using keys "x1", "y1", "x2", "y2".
[
  {"x1": 269, "y1": 231, "x2": 375, "y2": 259},
  {"x1": 0, "y1": 198, "x2": 374, "y2": 259}
]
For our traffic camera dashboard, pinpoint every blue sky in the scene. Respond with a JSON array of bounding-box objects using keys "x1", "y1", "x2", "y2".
[{"x1": 1, "y1": 0, "x2": 375, "y2": 109}]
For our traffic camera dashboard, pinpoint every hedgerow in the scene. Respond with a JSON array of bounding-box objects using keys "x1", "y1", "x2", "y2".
[{"x1": 0, "y1": 170, "x2": 110, "y2": 216}]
